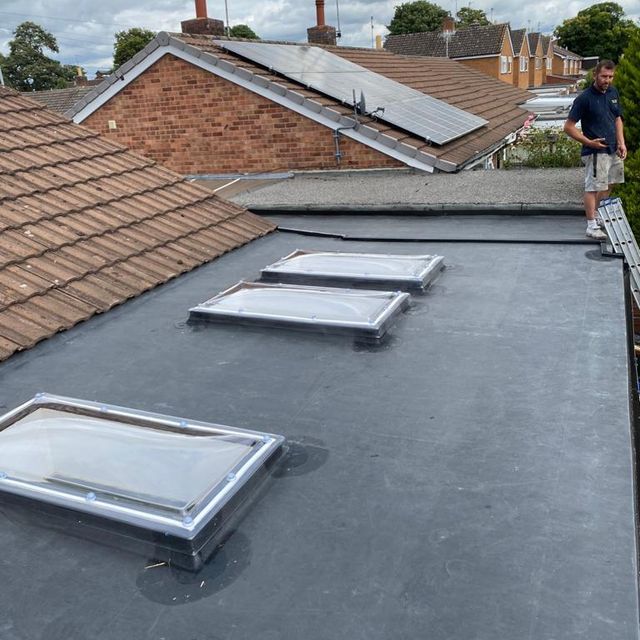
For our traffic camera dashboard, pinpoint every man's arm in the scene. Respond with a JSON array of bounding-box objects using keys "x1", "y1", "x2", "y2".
[
  {"x1": 563, "y1": 119, "x2": 608, "y2": 150},
  {"x1": 615, "y1": 116, "x2": 627, "y2": 159}
]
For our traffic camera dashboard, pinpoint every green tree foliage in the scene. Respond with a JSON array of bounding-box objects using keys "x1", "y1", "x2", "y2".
[
  {"x1": 387, "y1": 1, "x2": 449, "y2": 35},
  {"x1": 505, "y1": 128, "x2": 582, "y2": 168},
  {"x1": 456, "y1": 7, "x2": 489, "y2": 28},
  {"x1": 554, "y1": 2, "x2": 638, "y2": 62},
  {"x1": 612, "y1": 33, "x2": 640, "y2": 232},
  {"x1": 3, "y1": 21, "x2": 75, "y2": 91},
  {"x1": 614, "y1": 29, "x2": 640, "y2": 152},
  {"x1": 229, "y1": 24, "x2": 259, "y2": 39},
  {"x1": 113, "y1": 28, "x2": 156, "y2": 69}
]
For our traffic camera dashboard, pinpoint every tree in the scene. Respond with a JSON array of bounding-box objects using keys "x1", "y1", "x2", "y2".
[
  {"x1": 3, "y1": 22, "x2": 75, "y2": 91},
  {"x1": 456, "y1": 7, "x2": 489, "y2": 28},
  {"x1": 229, "y1": 24, "x2": 259, "y2": 39},
  {"x1": 614, "y1": 29, "x2": 640, "y2": 153},
  {"x1": 387, "y1": 1, "x2": 449, "y2": 35},
  {"x1": 612, "y1": 31, "x2": 640, "y2": 235},
  {"x1": 554, "y1": 2, "x2": 638, "y2": 62},
  {"x1": 113, "y1": 28, "x2": 156, "y2": 69}
]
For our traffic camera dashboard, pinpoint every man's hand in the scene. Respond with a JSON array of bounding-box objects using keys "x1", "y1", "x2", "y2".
[
  {"x1": 617, "y1": 142, "x2": 627, "y2": 160},
  {"x1": 586, "y1": 137, "x2": 608, "y2": 150}
]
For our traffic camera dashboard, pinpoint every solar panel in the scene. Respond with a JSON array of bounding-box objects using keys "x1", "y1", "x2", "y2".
[{"x1": 214, "y1": 41, "x2": 487, "y2": 145}]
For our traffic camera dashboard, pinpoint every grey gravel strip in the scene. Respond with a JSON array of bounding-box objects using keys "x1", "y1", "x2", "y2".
[{"x1": 232, "y1": 167, "x2": 584, "y2": 208}]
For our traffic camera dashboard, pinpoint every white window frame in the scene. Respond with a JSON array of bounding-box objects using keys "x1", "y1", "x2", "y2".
[
  {"x1": 520, "y1": 56, "x2": 528, "y2": 72},
  {"x1": 500, "y1": 55, "x2": 508, "y2": 74},
  {"x1": 546, "y1": 57, "x2": 552, "y2": 70}
]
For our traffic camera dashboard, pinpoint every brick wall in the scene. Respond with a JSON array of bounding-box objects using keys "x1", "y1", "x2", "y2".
[{"x1": 83, "y1": 54, "x2": 402, "y2": 175}]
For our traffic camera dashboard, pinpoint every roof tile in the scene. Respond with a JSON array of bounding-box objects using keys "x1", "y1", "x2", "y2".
[{"x1": 0, "y1": 86, "x2": 274, "y2": 361}]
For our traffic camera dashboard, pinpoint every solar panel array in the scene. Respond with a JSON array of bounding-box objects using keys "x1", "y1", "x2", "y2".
[{"x1": 214, "y1": 40, "x2": 488, "y2": 145}]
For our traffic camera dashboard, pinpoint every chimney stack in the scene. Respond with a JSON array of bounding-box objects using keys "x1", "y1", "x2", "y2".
[
  {"x1": 442, "y1": 15, "x2": 456, "y2": 33},
  {"x1": 308, "y1": 0, "x2": 337, "y2": 46},
  {"x1": 182, "y1": 0, "x2": 225, "y2": 36}
]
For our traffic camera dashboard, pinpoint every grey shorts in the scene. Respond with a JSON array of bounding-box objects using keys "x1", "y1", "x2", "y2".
[{"x1": 583, "y1": 153, "x2": 624, "y2": 192}]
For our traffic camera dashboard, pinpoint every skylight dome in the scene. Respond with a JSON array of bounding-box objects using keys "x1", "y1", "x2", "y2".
[
  {"x1": 260, "y1": 250, "x2": 445, "y2": 289},
  {"x1": 189, "y1": 281, "x2": 410, "y2": 340},
  {"x1": 0, "y1": 394, "x2": 284, "y2": 570}
]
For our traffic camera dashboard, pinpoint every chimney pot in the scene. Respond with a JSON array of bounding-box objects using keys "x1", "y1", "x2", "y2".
[
  {"x1": 195, "y1": 0, "x2": 207, "y2": 18},
  {"x1": 316, "y1": 0, "x2": 326, "y2": 27}
]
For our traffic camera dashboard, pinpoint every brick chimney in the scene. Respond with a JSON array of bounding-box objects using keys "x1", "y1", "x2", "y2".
[
  {"x1": 181, "y1": 0, "x2": 225, "y2": 36},
  {"x1": 442, "y1": 15, "x2": 456, "y2": 33},
  {"x1": 307, "y1": 0, "x2": 337, "y2": 46}
]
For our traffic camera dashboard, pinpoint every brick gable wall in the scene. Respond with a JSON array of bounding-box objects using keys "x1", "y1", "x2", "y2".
[{"x1": 83, "y1": 54, "x2": 402, "y2": 174}]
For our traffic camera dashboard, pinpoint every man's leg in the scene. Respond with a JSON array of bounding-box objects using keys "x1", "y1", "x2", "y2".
[{"x1": 583, "y1": 155, "x2": 607, "y2": 238}]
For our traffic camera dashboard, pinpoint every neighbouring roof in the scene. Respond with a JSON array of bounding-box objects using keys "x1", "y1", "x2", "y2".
[
  {"x1": 28, "y1": 86, "x2": 94, "y2": 115},
  {"x1": 510, "y1": 28, "x2": 527, "y2": 56},
  {"x1": 540, "y1": 35, "x2": 553, "y2": 54},
  {"x1": 66, "y1": 33, "x2": 532, "y2": 173},
  {"x1": 0, "y1": 86, "x2": 274, "y2": 362},
  {"x1": 553, "y1": 44, "x2": 583, "y2": 60},
  {"x1": 527, "y1": 32, "x2": 542, "y2": 55},
  {"x1": 384, "y1": 23, "x2": 510, "y2": 59}
]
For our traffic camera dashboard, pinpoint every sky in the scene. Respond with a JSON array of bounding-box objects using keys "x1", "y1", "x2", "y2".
[{"x1": 0, "y1": 0, "x2": 639, "y2": 77}]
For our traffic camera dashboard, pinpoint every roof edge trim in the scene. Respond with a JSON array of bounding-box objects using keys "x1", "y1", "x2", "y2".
[{"x1": 68, "y1": 35, "x2": 444, "y2": 173}]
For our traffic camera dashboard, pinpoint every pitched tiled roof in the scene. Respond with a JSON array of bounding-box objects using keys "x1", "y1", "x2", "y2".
[
  {"x1": 0, "y1": 87, "x2": 274, "y2": 362},
  {"x1": 527, "y1": 32, "x2": 542, "y2": 55},
  {"x1": 540, "y1": 35, "x2": 552, "y2": 54},
  {"x1": 553, "y1": 44, "x2": 583, "y2": 60},
  {"x1": 511, "y1": 29, "x2": 526, "y2": 55},
  {"x1": 68, "y1": 33, "x2": 532, "y2": 173},
  {"x1": 385, "y1": 23, "x2": 509, "y2": 58},
  {"x1": 29, "y1": 86, "x2": 93, "y2": 115}
]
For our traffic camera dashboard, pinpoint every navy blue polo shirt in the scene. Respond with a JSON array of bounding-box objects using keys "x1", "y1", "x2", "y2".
[{"x1": 567, "y1": 84, "x2": 623, "y2": 156}]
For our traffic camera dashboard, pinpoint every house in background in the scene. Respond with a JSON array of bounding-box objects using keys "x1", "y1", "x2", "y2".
[
  {"x1": 510, "y1": 28, "x2": 530, "y2": 89},
  {"x1": 552, "y1": 44, "x2": 584, "y2": 78},
  {"x1": 64, "y1": 4, "x2": 532, "y2": 176},
  {"x1": 541, "y1": 35, "x2": 554, "y2": 81},
  {"x1": 385, "y1": 23, "x2": 516, "y2": 87},
  {"x1": 527, "y1": 32, "x2": 545, "y2": 88}
]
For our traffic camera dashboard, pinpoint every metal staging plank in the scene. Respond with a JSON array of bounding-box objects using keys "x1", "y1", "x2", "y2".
[
  {"x1": 598, "y1": 197, "x2": 640, "y2": 307},
  {"x1": 214, "y1": 40, "x2": 488, "y2": 145}
]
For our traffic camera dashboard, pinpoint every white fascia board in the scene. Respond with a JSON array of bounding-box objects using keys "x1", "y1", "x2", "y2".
[
  {"x1": 71, "y1": 41, "x2": 446, "y2": 174},
  {"x1": 452, "y1": 54, "x2": 498, "y2": 60}
]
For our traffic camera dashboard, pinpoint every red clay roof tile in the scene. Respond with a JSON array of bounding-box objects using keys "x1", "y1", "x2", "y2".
[{"x1": 0, "y1": 86, "x2": 274, "y2": 361}]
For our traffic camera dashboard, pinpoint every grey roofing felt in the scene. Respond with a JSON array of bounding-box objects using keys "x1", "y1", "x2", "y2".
[
  {"x1": 0, "y1": 214, "x2": 637, "y2": 640},
  {"x1": 232, "y1": 168, "x2": 584, "y2": 210}
]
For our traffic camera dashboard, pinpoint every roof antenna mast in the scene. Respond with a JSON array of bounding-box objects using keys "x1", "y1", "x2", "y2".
[
  {"x1": 335, "y1": 0, "x2": 342, "y2": 38},
  {"x1": 224, "y1": 0, "x2": 230, "y2": 36}
]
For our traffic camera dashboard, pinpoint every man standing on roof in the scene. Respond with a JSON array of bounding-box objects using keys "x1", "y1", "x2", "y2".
[{"x1": 564, "y1": 60, "x2": 626, "y2": 240}]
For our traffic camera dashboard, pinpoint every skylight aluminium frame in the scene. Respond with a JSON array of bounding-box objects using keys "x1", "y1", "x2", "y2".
[
  {"x1": 260, "y1": 250, "x2": 445, "y2": 290},
  {"x1": 0, "y1": 393, "x2": 284, "y2": 563},
  {"x1": 189, "y1": 281, "x2": 411, "y2": 341}
]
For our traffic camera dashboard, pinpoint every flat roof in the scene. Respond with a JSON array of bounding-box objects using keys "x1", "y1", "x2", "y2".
[
  {"x1": 0, "y1": 214, "x2": 637, "y2": 639},
  {"x1": 232, "y1": 168, "x2": 584, "y2": 211}
]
